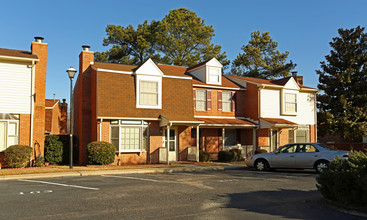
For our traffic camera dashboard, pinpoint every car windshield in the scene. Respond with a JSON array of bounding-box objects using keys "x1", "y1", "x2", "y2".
[{"x1": 317, "y1": 143, "x2": 336, "y2": 151}]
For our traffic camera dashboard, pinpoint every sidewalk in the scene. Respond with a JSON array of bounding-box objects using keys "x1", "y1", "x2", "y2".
[{"x1": 0, "y1": 163, "x2": 247, "y2": 181}]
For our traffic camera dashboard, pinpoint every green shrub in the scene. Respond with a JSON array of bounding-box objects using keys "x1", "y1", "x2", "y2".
[
  {"x1": 255, "y1": 149, "x2": 268, "y2": 154},
  {"x1": 218, "y1": 151, "x2": 234, "y2": 162},
  {"x1": 5, "y1": 145, "x2": 32, "y2": 168},
  {"x1": 316, "y1": 151, "x2": 367, "y2": 205},
  {"x1": 199, "y1": 150, "x2": 211, "y2": 162},
  {"x1": 45, "y1": 135, "x2": 63, "y2": 164},
  {"x1": 34, "y1": 155, "x2": 45, "y2": 167},
  {"x1": 230, "y1": 149, "x2": 242, "y2": 161},
  {"x1": 87, "y1": 141, "x2": 116, "y2": 165}
]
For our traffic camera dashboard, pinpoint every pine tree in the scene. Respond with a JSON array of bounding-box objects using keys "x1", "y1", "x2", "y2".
[{"x1": 317, "y1": 26, "x2": 367, "y2": 143}]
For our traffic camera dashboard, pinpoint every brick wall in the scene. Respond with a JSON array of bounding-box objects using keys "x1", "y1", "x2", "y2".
[
  {"x1": 193, "y1": 89, "x2": 246, "y2": 118},
  {"x1": 31, "y1": 41, "x2": 47, "y2": 158},
  {"x1": 19, "y1": 114, "x2": 31, "y2": 145},
  {"x1": 278, "y1": 128, "x2": 289, "y2": 147},
  {"x1": 178, "y1": 126, "x2": 191, "y2": 161},
  {"x1": 257, "y1": 128, "x2": 269, "y2": 148},
  {"x1": 244, "y1": 83, "x2": 259, "y2": 120}
]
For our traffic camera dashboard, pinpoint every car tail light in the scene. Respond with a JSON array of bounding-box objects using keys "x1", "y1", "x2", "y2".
[{"x1": 343, "y1": 155, "x2": 349, "y2": 158}]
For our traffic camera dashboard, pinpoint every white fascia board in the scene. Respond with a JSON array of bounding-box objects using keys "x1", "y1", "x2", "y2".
[
  {"x1": 194, "y1": 116, "x2": 246, "y2": 119},
  {"x1": 0, "y1": 55, "x2": 39, "y2": 62},
  {"x1": 163, "y1": 75, "x2": 192, "y2": 80},
  {"x1": 97, "y1": 68, "x2": 133, "y2": 75},
  {"x1": 193, "y1": 84, "x2": 245, "y2": 91},
  {"x1": 199, "y1": 124, "x2": 257, "y2": 128},
  {"x1": 97, "y1": 116, "x2": 159, "y2": 121}
]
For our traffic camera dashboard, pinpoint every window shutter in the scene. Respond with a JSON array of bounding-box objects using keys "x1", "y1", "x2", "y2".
[
  {"x1": 207, "y1": 90, "x2": 212, "y2": 110},
  {"x1": 232, "y1": 92, "x2": 236, "y2": 112},
  {"x1": 218, "y1": 91, "x2": 222, "y2": 111},
  {"x1": 193, "y1": 89, "x2": 196, "y2": 110}
]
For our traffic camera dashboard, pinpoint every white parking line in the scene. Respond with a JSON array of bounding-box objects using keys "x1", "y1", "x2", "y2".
[
  {"x1": 101, "y1": 175, "x2": 162, "y2": 182},
  {"x1": 18, "y1": 179, "x2": 100, "y2": 190},
  {"x1": 169, "y1": 173, "x2": 215, "y2": 177}
]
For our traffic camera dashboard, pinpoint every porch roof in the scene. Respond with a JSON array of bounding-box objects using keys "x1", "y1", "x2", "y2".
[
  {"x1": 261, "y1": 118, "x2": 298, "y2": 128},
  {"x1": 197, "y1": 118, "x2": 257, "y2": 128},
  {"x1": 159, "y1": 115, "x2": 204, "y2": 127}
]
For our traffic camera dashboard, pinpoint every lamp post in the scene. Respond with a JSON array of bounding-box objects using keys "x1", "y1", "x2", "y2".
[{"x1": 66, "y1": 66, "x2": 77, "y2": 169}]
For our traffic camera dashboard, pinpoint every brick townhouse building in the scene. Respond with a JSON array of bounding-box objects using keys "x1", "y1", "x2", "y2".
[
  {"x1": 45, "y1": 99, "x2": 67, "y2": 135},
  {"x1": 74, "y1": 46, "x2": 318, "y2": 165},
  {"x1": 0, "y1": 37, "x2": 48, "y2": 164}
]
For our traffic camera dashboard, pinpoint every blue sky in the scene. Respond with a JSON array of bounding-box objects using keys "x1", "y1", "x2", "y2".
[{"x1": 0, "y1": 0, "x2": 365, "y2": 103}]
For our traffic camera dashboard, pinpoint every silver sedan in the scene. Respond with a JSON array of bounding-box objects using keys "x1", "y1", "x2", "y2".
[{"x1": 246, "y1": 143, "x2": 349, "y2": 173}]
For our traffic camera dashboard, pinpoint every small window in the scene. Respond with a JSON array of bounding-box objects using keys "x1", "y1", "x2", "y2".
[
  {"x1": 140, "y1": 81, "x2": 158, "y2": 106},
  {"x1": 196, "y1": 90, "x2": 206, "y2": 111},
  {"x1": 285, "y1": 93, "x2": 297, "y2": 113},
  {"x1": 222, "y1": 92, "x2": 232, "y2": 112},
  {"x1": 288, "y1": 129, "x2": 294, "y2": 143},
  {"x1": 208, "y1": 67, "x2": 220, "y2": 83},
  {"x1": 296, "y1": 129, "x2": 309, "y2": 142}
]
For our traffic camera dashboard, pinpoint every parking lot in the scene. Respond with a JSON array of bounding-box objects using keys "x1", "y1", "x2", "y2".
[{"x1": 0, "y1": 169, "x2": 360, "y2": 220}]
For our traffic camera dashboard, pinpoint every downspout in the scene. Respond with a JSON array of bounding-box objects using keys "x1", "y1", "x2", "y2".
[
  {"x1": 99, "y1": 118, "x2": 103, "y2": 141},
  {"x1": 314, "y1": 92, "x2": 318, "y2": 142},
  {"x1": 30, "y1": 61, "x2": 35, "y2": 161},
  {"x1": 196, "y1": 125, "x2": 200, "y2": 162}
]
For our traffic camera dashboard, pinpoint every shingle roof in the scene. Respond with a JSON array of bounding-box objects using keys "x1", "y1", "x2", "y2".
[
  {"x1": 197, "y1": 118, "x2": 256, "y2": 126},
  {"x1": 0, "y1": 48, "x2": 38, "y2": 59},
  {"x1": 261, "y1": 118, "x2": 297, "y2": 125},
  {"x1": 226, "y1": 75, "x2": 317, "y2": 90}
]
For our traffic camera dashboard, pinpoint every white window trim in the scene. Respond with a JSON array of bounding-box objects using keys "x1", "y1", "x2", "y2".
[
  {"x1": 110, "y1": 120, "x2": 149, "y2": 153},
  {"x1": 281, "y1": 90, "x2": 298, "y2": 116},
  {"x1": 195, "y1": 90, "x2": 207, "y2": 111},
  {"x1": 206, "y1": 66, "x2": 222, "y2": 85},
  {"x1": 222, "y1": 92, "x2": 232, "y2": 112},
  {"x1": 136, "y1": 75, "x2": 162, "y2": 109}
]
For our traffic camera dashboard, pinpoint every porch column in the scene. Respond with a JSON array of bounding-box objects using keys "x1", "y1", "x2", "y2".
[
  {"x1": 222, "y1": 128, "x2": 225, "y2": 149},
  {"x1": 166, "y1": 125, "x2": 170, "y2": 165},
  {"x1": 252, "y1": 128, "x2": 256, "y2": 152},
  {"x1": 196, "y1": 125, "x2": 200, "y2": 162}
]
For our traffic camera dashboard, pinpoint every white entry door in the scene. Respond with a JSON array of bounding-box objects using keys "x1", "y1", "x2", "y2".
[{"x1": 164, "y1": 128, "x2": 177, "y2": 161}]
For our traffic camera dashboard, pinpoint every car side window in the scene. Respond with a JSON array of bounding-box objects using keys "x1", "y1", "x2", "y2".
[
  {"x1": 297, "y1": 144, "x2": 318, "y2": 153},
  {"x1": 279, "y1": 144, "x2": 297, "y2": 153}
]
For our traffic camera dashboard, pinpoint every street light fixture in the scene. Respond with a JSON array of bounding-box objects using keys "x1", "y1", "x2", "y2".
[{"x1": 66, "y1": 66, "x2": 77, "y2": 169}]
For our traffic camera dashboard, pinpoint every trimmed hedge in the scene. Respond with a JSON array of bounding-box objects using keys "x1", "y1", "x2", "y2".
[
  {"x1": 45, "y1": 135, "x2": 63, "y2": 164},
  {"x1": 5, "y1": 145, "x2": 32, "y2": 168},
  {"x1": 218, "y1": 149, "x2": 242, "y2": 162},
  {"x1": 316, "y1": 151, "x2": 367, "y2": 205},
  {"x1": 87, "y1": 141, "x2": 116, "y2": 165},
  {"x1": 255, "y1": 149, "x2": 268, "y2": 154},
  {"x1": 199, "y1": 150, "x2": 211, "y2": 162}
]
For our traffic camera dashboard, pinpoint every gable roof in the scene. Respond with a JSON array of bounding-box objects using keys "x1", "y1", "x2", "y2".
[
  {"x1": 0, "y1": 48, "x2": 38, "y2": 60},
  {"x1": 226, "y1": 75, "x2": 317, "y2": 90}
]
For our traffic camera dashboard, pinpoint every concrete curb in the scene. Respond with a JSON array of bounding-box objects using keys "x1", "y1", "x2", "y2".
[
  {"x1": 321, "y1": 197, "x2": 367, "y2": 218},
  {"x1": 0, "y1": 165, "x2": 246, "y2": 181}
]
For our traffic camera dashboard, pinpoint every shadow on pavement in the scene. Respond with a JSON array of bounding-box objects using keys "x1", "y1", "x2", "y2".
[{"x1": 222, "y1": 189, "x2": 360, "y2": 220}]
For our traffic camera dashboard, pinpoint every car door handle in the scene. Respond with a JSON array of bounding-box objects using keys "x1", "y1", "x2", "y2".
[
  {"x1": 290, "y1": 155, "x2": 294, "y2": 158},
  {"x1": 314, "y1": 155, "x2": 318, "y2": 157}
]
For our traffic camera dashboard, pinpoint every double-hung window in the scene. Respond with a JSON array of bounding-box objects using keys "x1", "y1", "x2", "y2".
[
  {"x1": 208, "y1": 67, "x2": 220, "y2": 84},
  {"x1": 110, "y1": 120, "x2": 148, "y2": 152},
  {"x1": 222, "y1": 92, "x2": 232, "y2": 112},
  {"x1": 0, "y1": 121, "x2": 19, "y2": 152},
  {"x1": 285, "y1": 93, "x2": 297, "y2": 113},
  {"x1": 140, "y1": 81, "x2": 158, "y2": 106},
  {"x1": 196, "y1": 90, "x2": 206, "y2": 111}
]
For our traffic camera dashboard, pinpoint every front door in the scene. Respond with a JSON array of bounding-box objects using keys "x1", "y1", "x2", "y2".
[
  {"x1": 164, "y1": 128, "x2": 177, "y2": 161},
  {"x1": 270, "y1": 130, "x2": 278, "y2": 151}
]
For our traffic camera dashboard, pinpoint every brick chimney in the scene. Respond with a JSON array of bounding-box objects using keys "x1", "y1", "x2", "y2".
[
  {"x1": 31, "y1": 36, "x2": 48, "y2": 157},
  {"x1": 79, "y1": 45, "x2": 94, "y2": 74},
  {"x1": 291, "y1": 71, "x2": 303, "y2": 85}
]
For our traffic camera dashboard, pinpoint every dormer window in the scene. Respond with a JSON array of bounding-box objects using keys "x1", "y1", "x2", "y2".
[
  {"x1": 208, "y1": 67, "x2": 220, "y2": 84},
  {"x1": 140, "y1": 81, "x2": 158, "y2": 106}
]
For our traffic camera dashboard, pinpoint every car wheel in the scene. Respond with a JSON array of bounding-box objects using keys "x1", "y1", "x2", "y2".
[
  {"x1": 255, "y1": 159, "x2": 269, "y2": 171},
  {"x1": 314, "y1": 160, "x2": 329, "y2": 173}
]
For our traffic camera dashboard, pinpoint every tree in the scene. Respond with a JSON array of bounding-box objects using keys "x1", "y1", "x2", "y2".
[
  {"x1": 96, "y1": 8, "x2": 229, "y2": 67},
  {"x1": 231, "y1": 31, "x2": 296, "y2": 79},
  {"x1": 317, "y1": 26, "x2": 367, "y2": 143},
  {"x1": 155, "y1": 8, "x2": 229, "y2": 67},
  {"x1": 95, "y1": 21, "x2": 160, "y2": 65}
]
